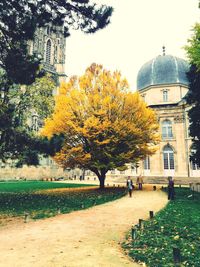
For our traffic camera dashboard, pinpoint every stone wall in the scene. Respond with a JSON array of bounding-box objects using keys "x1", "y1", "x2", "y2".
[{"x1": 0, "y1": 166, "x2": 66, "y2": 181}]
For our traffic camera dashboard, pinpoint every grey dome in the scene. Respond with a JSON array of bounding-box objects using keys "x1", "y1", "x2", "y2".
[{"x1": 137, "y1": 55, "x2": 189, "y2": 90}]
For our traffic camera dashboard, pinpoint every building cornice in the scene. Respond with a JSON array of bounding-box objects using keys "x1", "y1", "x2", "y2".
[{"x1": 138, "y1": 83, "x2": 188, "y2": 93}]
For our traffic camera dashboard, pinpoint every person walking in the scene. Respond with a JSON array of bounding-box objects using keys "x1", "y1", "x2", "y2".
[
  {"x1": 136, "y1": 174, "x2": 144, "y2": 190},
  {"x1": 127, "y1": 176, "x2": 133, "y2": 197},
  {"x1": 168, "y1": 176, "x2": 175, "y2": 200}
]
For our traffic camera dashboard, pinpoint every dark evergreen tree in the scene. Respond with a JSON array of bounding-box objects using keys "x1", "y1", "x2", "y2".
[
  {"x1": 0, "y1": 0, "x2": 113, "y2": 164},
  {"x1": 186, "y1": 65, "x2": 200, "y2": 165},
  {"x1": 185, "y1": 22, "x2": 200, "y2": 165},
  {"x1": 0, "y1": 0, "x2": 113, "y2": 85}
]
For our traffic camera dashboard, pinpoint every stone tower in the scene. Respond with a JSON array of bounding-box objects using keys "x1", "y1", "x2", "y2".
[{"x1": 28, "y1": 24, "x2": 67, "y2": 85}]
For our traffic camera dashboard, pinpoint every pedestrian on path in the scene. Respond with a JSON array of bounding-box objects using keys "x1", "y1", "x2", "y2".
[
  {"x1": 168, "y1": 176, "x2": 175, "y2": 200},
  {"x1": 136, "y1": 174, "x2": 144, "y2": 190},
  {"x1": 127, "y1": 176, "x2": 133, "y2": 197}
]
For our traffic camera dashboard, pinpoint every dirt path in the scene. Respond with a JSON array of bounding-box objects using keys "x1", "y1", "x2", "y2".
[{"x1": 0, "y1": 190, "x2": 168, "y2": 267}]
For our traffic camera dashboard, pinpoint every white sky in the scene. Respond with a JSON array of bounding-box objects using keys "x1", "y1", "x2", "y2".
[{"x1": 66, "y1": 0, "x2": 200, "y2": 91}]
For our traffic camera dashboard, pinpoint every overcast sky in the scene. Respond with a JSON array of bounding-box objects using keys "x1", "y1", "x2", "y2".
[{"x1": 66, "y1": 0, "x2": 200, "y2": 91}]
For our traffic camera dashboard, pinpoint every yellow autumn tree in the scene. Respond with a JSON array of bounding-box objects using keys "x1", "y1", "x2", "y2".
[{"x1": 41, "y1": 64, "x2": 159, "y2": 188}]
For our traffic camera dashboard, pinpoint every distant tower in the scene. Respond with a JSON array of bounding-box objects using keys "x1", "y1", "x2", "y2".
[{"x1": 28, "y1": 24, "x2": 67, "y2": 85}]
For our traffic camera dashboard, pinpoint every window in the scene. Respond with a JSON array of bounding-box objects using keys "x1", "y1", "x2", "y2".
[
  {"x1": 47, "y1": 26, "x2": 51, "y2": 35},
  {"x1": 163, "y1": 90, "x2": 168, "y2": 102},
  {"x1": 191, "y1": 161, "x2": 200, "y2": 170},
  {"x1": 86, "y1": 170, "x2": 91, "y2": 175},
  {"x1": 46, "y1": 39, "x2": 52, "y2": 64},
  {"x1": 190, "y1": 149, "x2": 200, "y2": 170},
  {"x1": 163, "y1": 146, "x2": 174, "y2": 170},
  {"x1": 162, "y1": 120, "x2": 173, "y2": 139},
  {"x1": 32, "y1": 115, "x2": 39, "y2": 132},
  {"x1": 143, "y1": 156, "x2": 150, "y2": 170}
]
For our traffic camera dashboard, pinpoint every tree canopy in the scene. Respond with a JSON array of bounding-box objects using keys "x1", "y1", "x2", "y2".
[
  {"x1": 41, "y1": 64, "x2": 160, "y2": 188},
  {"x1": 0, "y1": 74, "x2": 56, "y2": 163},
  {"x1": 185, "y1": 23, "x2": 200, "y2": 165},
  {"x1": 0, "y1": 0, "x2": 113, "y2": 85},
  {"x1": 0, "y1": 0, "x2": 113, "y2": 164},
  {"x1": 185, "y1": 24, "x2": 200, "y2": 69}
]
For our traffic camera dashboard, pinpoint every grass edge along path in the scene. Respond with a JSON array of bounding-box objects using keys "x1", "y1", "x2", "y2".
[
  {"x1": 0, "y1": 181, "x2": 127, "y2": 223},
  {"x1": 122, "y1": 188, "x2": 200, "y2": 267},
  {"x1": 0, "y1": 180, "x2": 94, "y2": 193}
]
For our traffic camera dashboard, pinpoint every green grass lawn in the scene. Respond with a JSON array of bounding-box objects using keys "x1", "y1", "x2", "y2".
[
  {"x1": 123, "y1": 188, "x2": 200, "y2": 267},
  {"x1": 0, "y1": 181, "x2": 126, "y2": 222},
  {"x1": 0, "y1": 180, "x2": 93, "y2": 193}
]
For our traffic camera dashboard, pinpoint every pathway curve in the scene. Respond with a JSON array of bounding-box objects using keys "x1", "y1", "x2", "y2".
[{"x1": 0, "y1": 190, "x2": 168, "y2": 267}]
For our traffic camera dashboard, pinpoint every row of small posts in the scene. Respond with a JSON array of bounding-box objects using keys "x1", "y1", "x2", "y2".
[{"x1": 131, "y1": 210, "x2": 181, "y2": 265}]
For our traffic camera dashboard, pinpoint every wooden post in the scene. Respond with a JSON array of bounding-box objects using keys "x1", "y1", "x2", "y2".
[
  {"x1": 138, "y1": 219, "x2": 144, "y2": 229},
  {"x1": 131, "y1": 227, "x2": 137, "y2": 240},
  {"x1": 24, "y1": 212, "x2": 29, "y2": 223},
  {"x1": 173, "y1": 247, "x2": 181, "y2": 264},
  {"x1": 179, "y1": 184, "x2": 181, "y2": 188},
  {"x1": 149, "y1": 211, "x2": 154, "y2": 219},
  {"x1": 153, "y1": 186, "x2": 156, "y2": 191}
]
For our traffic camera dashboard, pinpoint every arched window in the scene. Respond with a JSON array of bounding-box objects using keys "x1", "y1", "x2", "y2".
[
  {"x1": 163, "y1": 90, "x2": 168, "y2": 102},
  {"x1": 163, "y1": 146, "x2": 174, "y2": 170},
  {"x1": 143, "y1": 156, "x2": 150, "y2": 170},
  {"x1": 32, "y1": 114, "x2": 39, "y2": 132},
  {"x1": 162, "y1": 120, "x2": 173, "y2": 139},
  {"x1": 46, "y1": 39, "x2": 52, "y2": 64}
]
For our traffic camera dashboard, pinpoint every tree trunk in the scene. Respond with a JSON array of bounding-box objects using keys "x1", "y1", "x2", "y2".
[
  {"x1": 90, "y1": 168, "x2": 107, "y2": 189},
  {"x1": 98, "y1": 173, "x2": 106, "y2": 189}
]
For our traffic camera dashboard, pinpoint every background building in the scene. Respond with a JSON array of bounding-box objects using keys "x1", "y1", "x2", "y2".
[
  {"x1": 28, "y1": 24, "x2": 67, "y2": 85},
  {"x1": 0, "y1": 25, "x2": 67, "y2": 180},
  {"x1": 135, "y1": 50, "x2": 200, "y2": 181}
]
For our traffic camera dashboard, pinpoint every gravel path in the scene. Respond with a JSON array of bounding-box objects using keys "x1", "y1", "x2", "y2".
[{"x1": 0, "y1": 190, "x2": 168, "y2": 267}]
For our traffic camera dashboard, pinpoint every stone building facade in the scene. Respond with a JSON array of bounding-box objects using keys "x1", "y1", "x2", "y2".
[
  {"x1": 134, "y1": 53, "x2": 200, "y2": 180},
  {"x1": 0, "y1": 25, "x2": 67, "y2": 179},
  {"x1": 102, "y1": 52, "x2": 200, "y2": 183},
  {"x1": 27, "y1": 24, "x2": 67, "y2": 132},
  {"x1": 28, "y1": 24, "x2": 67, "y2": 85}
]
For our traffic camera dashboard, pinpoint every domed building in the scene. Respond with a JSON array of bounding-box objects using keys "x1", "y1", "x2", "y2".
[{"x1": 136, "y1": 50, "x2": 200, "y2": 180}]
